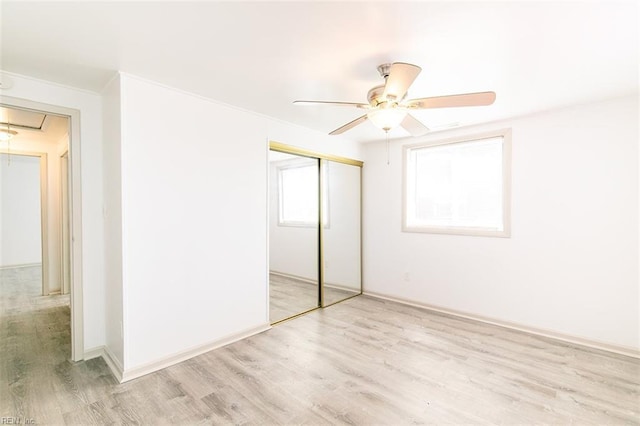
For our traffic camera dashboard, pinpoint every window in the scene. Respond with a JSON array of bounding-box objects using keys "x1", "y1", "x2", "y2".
[
  {"x1": 277, "y1": 160, "x2": 329, "y2": 227},
  {"x1": 403, "y1": 129, "x2": 511, "y2": 237}
]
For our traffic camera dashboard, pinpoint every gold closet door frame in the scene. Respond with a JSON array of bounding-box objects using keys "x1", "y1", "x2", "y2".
[
  {"x1": 269, "y1": 141, "x2": 363, "y2": 313},
  {"x1": 269, "y1": 141, "x2": 363, "y2": 167}
]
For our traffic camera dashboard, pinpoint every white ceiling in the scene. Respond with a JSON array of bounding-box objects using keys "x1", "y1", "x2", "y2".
[{"x1": 1, "y1": 1, "x2": 637, "y2": 143}]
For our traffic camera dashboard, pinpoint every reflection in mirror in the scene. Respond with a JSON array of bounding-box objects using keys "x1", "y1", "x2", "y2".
[
  {"x1": 322, "y1": 160, "x2": 362, "y2": 306},
  {"x1": 269, "y1": 150, "x2": 319, "y2": 323}
]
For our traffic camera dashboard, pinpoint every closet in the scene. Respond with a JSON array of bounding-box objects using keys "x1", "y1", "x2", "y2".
[{"x1": 268, "y1": 142, "x2": 362, "y2": 323}]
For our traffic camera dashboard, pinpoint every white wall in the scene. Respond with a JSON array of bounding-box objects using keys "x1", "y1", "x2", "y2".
[
  {"x1": 120, "y1": 74, "x2": 269, "y2": 369},
  {"x1": 0, "y1": 154, "x2": 41, "y2": 266},
  {"x1": 102, "y1": 74, "x2": 124, "y2": 367},
  {"x1": 0, "y1": 71, "x2": 106, "y2": 352},
  {"x1": 362, "y1": 95, "x2": 639, "y2": 351},
  {"x1": 111, "y1": 73, "x2": 363, "y2": 374}
]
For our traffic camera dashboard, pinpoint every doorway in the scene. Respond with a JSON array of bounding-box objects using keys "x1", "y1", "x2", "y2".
[
  {"x1": 0, "y1": 151, "x2": 72, "y2": 380},
  {"x1": 0, "y1": 100, "x2": 83, "y2": 361},
  {"x1": 0, "y1": 153, "x2": 44, "y2": 274}
]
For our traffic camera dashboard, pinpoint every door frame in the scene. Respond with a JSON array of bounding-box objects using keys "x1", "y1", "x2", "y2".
[
  {"x1": 60, "y1": 151, "x2": 70, "y2": 295},
  {"x1": 1, "y1": 97, "x2": 84, "y2": 362}
]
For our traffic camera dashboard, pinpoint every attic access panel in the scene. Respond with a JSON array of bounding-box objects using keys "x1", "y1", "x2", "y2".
[{"x1": 0, "y1": 106, "x2": 47, "y2": 130}]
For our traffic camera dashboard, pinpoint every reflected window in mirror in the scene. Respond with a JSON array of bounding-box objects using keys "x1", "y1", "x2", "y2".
[{"x1": 277, "y1": 160, "x2": 329, "y2": 228}]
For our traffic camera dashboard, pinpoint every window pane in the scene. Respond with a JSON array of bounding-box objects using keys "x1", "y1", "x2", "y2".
[
  {"x1": 405, "y1": 135, "x2": 507, "y2": 235},
  {"x1": 279, "y1": 163, "x2": 318, "y2": 225}
]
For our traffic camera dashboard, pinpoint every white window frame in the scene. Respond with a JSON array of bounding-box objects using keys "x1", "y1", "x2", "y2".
[{"x1": 402, "y1": 128, "x2": 511, "y2": 238}]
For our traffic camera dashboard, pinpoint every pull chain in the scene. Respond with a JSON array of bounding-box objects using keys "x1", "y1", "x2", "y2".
[{"x1": 386, "y1": 130, "x2": 390, "y2": 165}]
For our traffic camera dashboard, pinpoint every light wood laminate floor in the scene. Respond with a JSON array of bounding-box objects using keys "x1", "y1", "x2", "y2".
[
  {"x1": 269, "y1": 273, "x2": 358, "y2": 323},
  {"x1": 2, "y1": 265, "x2": 639, "y2": 424},
  {"x1": 269, "y1": 273, "x2": 319, "y2": 323}
]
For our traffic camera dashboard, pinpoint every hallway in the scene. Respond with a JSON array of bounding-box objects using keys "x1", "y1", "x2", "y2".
[{"x1": 0, "y1": 265, "x2": 111, "y2": 424}]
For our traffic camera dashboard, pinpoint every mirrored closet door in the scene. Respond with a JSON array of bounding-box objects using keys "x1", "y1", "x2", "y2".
[
  {"x1": 269, "y1": 143, "x2": 362, "y2": 324},
  {"x1": 269, "y1": 151, "x2": 320, "y2": 323},
  {"x1": 322, "y1": 160, "x2": 362, "y2": 306}
]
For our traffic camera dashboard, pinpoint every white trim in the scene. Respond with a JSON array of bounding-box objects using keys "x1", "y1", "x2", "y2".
[
  {"x1": 265, "y1": 138, "x2": 271, "y2": 325},
  {"x1": 59, "y1": 151, "x2": 70, "y2": 295},
  {"x1": 0, "y1": 96, "x2": 84, "y2": 362},
  {"x1": 364, "y1": 291, "x2": 640, "y2": 359},
  {"x1": 269, "y1": 273, "x2": 360, "y2": 298},
  {"x1": 270, "y1": 270, "x2": 317, "y2": 286},
  {"x1": 324, "y1": 281, "x2": 361, "y2": 293},
  {"x1": 39, "y1": 154, "x2": 49, "y2": 294},
  {"x1": 82, "y1": 346, "x2": 124, "y2": 383},
  {"x1": 119, "y1": 323, "x2": 271, "y2": 383},
  {"x1": 103, "y1": 346, "x2": 124, "y2": 383},
  {"x1": 83, "y1": 345, "x2": 105, "y2": 361}
]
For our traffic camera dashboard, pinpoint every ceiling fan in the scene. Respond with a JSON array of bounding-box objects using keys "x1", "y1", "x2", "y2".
[{"x1": 294, "y1": 62, "x2": 496, "y2": 136}]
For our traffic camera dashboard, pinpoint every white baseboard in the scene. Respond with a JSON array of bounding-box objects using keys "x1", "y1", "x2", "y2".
[
  {"x1": 324, "y1": 282, "x2": 361, "y2": 293},
  {"x1": 102, "y1": 346, "x2": 124, "y2": 382},
  {"x1": 84, "y1": 345, "x2": 124, "y2": 382},
  {"x1": 83, "y1": 346, "x2": 104, "y2": 360},
  {"x1": 364, "y1": 291, "x2": 640, "y2": 359},
  {"x1": 120, "y1": 323, "x2": 271, "y2": 383},
  {"x1": 270, "y1": 270, "x2": 316, "y2": 285},
  {"x1": 0, "y1": 262, "x2": 41, "y2": 270},
  {"x1": 270, "y1": 270, "x2": 361, "y2": 294}
]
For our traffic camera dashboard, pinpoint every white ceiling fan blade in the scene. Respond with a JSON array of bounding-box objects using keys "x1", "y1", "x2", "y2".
[
  {"x1": 400, "y1": 114, "x2": 430, "y2": 137},
  {"x1": 294, "y1": 100, "x2": 368, "y2": 108},
  {"x1": 329, "y1": 114, "x2": 368, "y2": 135},
  {"x1": 406, "y1": 91, "x2": 496, "y2": 109},
  {"x1": 382, "y1": 63, "x2": 422, "y2": 101}
]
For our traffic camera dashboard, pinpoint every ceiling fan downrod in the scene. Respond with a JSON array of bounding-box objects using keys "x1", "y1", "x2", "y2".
[{"x1": 377, "y1": 63, "x2": 393, "y2": 80}]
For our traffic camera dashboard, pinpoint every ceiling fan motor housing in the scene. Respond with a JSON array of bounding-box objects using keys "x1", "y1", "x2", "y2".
[
  {"x1": 367, "y1": 85, "x2": 386, "y2": 106},
  {"x1": 368, "y1": 84, "x2": 407, "y2": 106}
]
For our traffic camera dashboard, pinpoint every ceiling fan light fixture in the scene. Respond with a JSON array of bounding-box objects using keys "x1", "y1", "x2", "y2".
[
  {"x1": 293, "y1": 62, "x2": 495, "y2": 137},
  {"x1": 367, "y1": 107, "x2": 408, "y2": 132}
]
